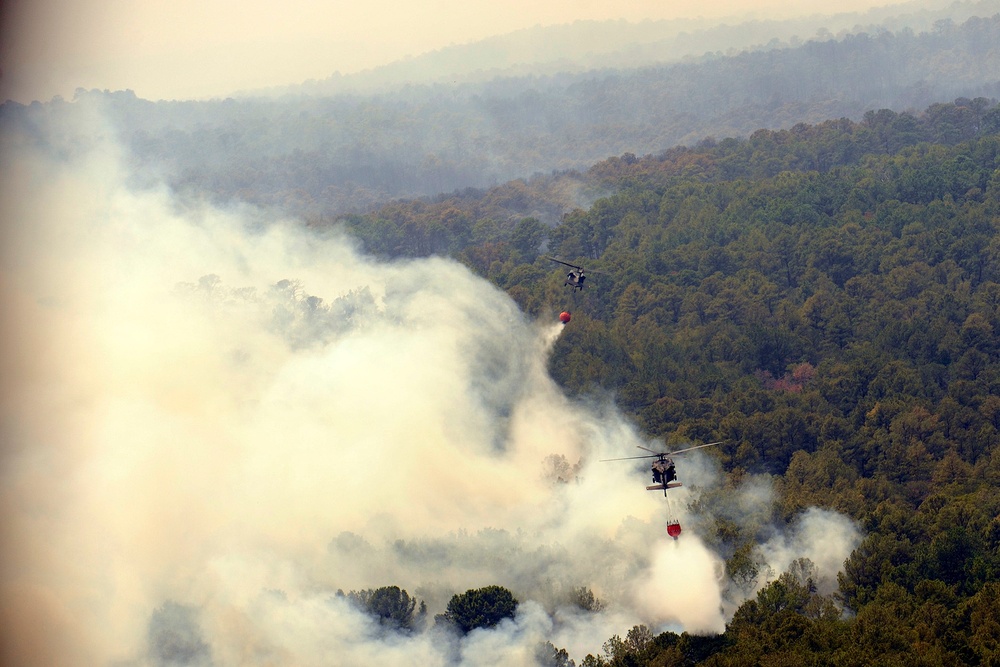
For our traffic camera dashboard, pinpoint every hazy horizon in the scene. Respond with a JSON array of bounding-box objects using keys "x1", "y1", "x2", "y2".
[{"x1": 1, "y1": 0, "x2": 922, "y2": 104}]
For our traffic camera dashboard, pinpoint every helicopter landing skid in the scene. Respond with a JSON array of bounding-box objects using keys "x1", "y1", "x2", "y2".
[{"x1": 646, "y1": 482, "x2": 683, "y2": 491}]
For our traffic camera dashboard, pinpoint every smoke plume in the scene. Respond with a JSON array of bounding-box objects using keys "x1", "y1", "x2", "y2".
[{"x1": 0, "y1": 106, "x2": 858, "y2": 666}]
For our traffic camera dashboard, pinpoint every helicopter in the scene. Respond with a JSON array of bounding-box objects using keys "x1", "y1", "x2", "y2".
[
  {"x1": 602, "y1": 442, "x2": 721, "y2": 539},
  {"x1": 600, "y1": 442, "x2": 721, "y2": 496},
  {"x1": 544, "y1": 256, "x2": 605, "y2": 291}
]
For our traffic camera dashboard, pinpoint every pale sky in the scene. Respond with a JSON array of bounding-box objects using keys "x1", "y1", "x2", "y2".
[{"x1": 1, "y1": 0, "x2": 915, "y2": 103}]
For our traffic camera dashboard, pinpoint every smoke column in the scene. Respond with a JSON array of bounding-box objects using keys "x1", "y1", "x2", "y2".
[{"x1": 0, "y1": 105, "x2": 858, "y2": 666}]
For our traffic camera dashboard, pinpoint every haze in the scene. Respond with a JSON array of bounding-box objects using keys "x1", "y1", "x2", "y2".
[{"x1": 2, "y1": 0, "x2": 919, "y2": 103}]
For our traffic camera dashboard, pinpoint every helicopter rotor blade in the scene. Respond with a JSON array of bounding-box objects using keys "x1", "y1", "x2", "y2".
[
  {"x1": 636, "y1": 445, "x2": 660, "y2": 454},
  {"x1": 600, "y1": 442, "x2": 722, "y2": 463},
  {"x1": 544, "y1": 256, "x2": 584, "y2": 271},
  {"x1": 665, "y1": 441, "x2": 724, "y2": 456},
  {"x1": 598, "y1": 454, "x2": 661, "y2": 462}
]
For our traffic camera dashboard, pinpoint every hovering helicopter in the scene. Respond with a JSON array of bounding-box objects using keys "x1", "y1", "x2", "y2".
[
  {"x1": 544, "y1": 256, "x2": 605, "y2": 291},
  {"x1": 600, "y1": 442, "x2": 722, "y2": 496},
  {"x1": 602, "y1": 441, "x2": 721, "y2": 540}
]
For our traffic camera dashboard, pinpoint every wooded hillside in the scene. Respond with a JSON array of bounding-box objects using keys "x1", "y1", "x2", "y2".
[
  {"x1": 5, "y1": 26, "x2": 1000, "y2": 661},
  {"x1": 336, "y1": 99, "x2": 1000, "y2": 664}
]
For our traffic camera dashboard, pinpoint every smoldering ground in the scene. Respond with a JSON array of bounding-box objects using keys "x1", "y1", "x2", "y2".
[{"x1": 0, "y1": 108, "x2": 859, "y2": 666}]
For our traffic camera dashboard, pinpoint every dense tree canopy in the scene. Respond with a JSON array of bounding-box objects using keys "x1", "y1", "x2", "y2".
[{"x1": 439, "y1": 585, "x2": 519, "y2": 634}]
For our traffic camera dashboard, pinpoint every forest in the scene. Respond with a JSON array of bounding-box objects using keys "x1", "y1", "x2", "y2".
[
  {"x1": 308, "y1": 98, "x2": 1000, "y2": 665},
  {"x1": 143, "y1": 12, "x2": 1000, "y2": 215},
  {"x1": 6, "y1": 10, "x2": 1000, "y2": 663}
]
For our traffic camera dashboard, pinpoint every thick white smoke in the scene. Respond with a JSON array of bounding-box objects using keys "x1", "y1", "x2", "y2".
[
  {"x1": 0, "y1": 106, "x2": 858, "y2": 666},
  {"x1": 756, "y1": 507, "x2": 862, "y2": 595}
]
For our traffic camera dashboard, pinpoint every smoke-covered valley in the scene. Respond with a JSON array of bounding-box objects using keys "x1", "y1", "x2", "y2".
[
  {"x1": 0, "y1": 104, "x2": 864, "y2": 666},
  {"x1": 24, "y1": 1, "x2": 995, "y2": 222}
]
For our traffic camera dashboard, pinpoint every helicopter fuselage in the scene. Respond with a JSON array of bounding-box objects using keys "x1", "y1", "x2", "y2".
[{"x1": 564, "y1": 271, "x2": 586, "y2": 290}]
